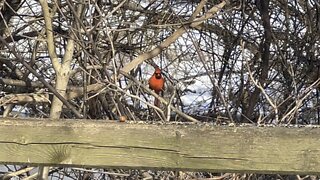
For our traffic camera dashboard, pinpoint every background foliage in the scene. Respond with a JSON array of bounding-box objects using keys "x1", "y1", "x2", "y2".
[{"x1": 0, "y1": 0, "x2": 319, "y2": 178}]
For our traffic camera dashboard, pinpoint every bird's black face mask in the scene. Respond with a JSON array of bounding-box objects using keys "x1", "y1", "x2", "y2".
[{"x1": 155, "y1": 73, "x2": 162, "y2": 79}]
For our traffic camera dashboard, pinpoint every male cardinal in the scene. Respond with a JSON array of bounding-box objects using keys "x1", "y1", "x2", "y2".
[{"x1": 149, "y1": 67, "x2": 165, "y2": 107}]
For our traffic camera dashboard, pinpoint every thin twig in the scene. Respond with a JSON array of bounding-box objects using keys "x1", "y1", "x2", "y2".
[{"x1": 166, "y1": 89, "x2": 176, "y2": 122}]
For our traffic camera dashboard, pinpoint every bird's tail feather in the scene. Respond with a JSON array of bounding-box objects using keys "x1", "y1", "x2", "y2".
[{"x1": 154, "y1": 98, "x2": 160, "y2": 107}]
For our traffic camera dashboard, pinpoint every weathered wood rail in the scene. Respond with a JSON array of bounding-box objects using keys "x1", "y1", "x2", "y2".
[{"x1": 0, "y1": 118, "x2": 320, "y2": 175}]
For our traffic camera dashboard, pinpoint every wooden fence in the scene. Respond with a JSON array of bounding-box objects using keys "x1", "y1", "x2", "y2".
[{"x1": 0, "y1": 118, "x2": 320, "y2": 175}]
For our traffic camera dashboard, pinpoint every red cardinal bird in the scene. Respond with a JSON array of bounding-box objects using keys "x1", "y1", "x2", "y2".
[{"x1": 149, "y1": 67, "x2": 165, "y2": 107}]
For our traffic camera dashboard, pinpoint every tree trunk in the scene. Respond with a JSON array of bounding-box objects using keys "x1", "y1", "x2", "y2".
[{"x1": 244, "y1": 0, "x2": 271, "y2": 122}]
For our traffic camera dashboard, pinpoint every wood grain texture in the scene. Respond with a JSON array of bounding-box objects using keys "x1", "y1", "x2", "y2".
[{"x1": 0, "y1": 118, "x2": 320, "y2": 174}]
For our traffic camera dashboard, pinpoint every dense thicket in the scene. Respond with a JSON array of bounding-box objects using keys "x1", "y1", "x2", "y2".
[{"x1": 0, "y1": 0, "x2": 319, "y2": 122}]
